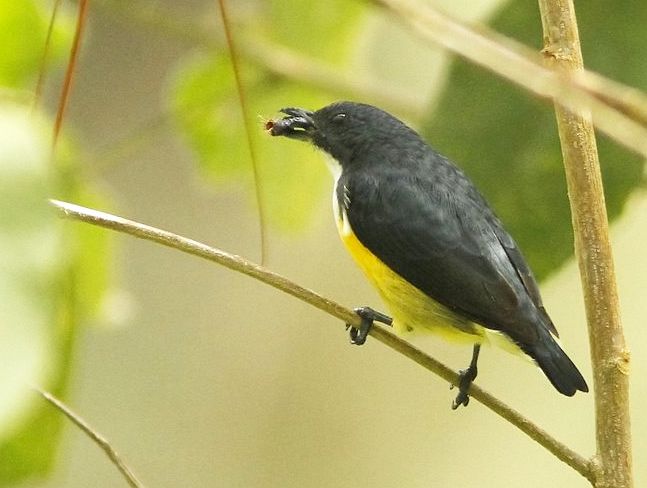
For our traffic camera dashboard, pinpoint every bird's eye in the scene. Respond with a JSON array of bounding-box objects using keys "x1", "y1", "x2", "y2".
[{"x1": 332, "y1": 113, "x2": 347, "y2": 123}]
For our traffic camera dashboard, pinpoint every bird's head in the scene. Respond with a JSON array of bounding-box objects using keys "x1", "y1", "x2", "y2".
[{"x1": 267, "y1": 101, "x2": 414, "y2": 164}]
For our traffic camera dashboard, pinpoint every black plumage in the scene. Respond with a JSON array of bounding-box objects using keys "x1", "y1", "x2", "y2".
[{"x1": 270, "y1": 101, "x2": 588, "y2": 398}]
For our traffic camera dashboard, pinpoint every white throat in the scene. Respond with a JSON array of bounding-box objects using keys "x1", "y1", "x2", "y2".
[
  {"x1": 322, "y1": 154, "x2": 352, "y2": 237},
  {"x1": 323, "y1": 153, "x2": 343, "y2": 182}
]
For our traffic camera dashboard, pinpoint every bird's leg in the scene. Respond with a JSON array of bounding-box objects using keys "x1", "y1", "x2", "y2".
[
  {"x1": 451, "y1": 344, "x2": 481, "y2": 409},
  {"x1": 347, "y1": 306, "x2": 393, "y2": 345}
]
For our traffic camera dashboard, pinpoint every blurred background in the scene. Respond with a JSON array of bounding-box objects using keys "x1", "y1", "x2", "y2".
[{"x1": 1, "y1": 0, "x2": 645, "y2": 487}]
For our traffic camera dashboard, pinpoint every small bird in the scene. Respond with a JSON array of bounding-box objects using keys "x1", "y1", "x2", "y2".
[{"x1": 268, "y1": 101, "x2": 588, "y2": 408}]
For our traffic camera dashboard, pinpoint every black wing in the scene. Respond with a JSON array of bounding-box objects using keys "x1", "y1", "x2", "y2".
[{"x1": 341, "y1": 152, "x2": 552, "y2": 346}]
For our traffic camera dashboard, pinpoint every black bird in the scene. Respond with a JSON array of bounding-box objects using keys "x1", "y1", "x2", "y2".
[{"x1": 268, "y1": 101, "x2": 588, "y2": 408}]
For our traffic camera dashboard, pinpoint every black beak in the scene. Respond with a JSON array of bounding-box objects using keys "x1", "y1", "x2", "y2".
[{"x1": 267, "y1": 107, "x2": 315, "y2": 141}]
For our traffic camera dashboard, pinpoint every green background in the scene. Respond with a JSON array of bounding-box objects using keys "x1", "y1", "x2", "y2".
[{"x1": 1, "y1": 0, "x2": 645, "y2": 487}]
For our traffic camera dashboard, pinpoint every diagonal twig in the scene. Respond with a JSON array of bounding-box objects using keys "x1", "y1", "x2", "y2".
[
  {"x1": 372, "y1": 0, "x2": 647, "y2": 158},
  {"x1": 95, "y1": 0, "x2": 647, "y2": 144},
  {"x1": 49, "y1": 198, "x2": 595, "y2": 482},
  {"x1": 35, "y1": 388, "x2": 145, "y2": 488}
]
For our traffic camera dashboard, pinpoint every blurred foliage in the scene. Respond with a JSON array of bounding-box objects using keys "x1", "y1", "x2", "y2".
[
  {"x1": 0, "y1": 2, "x2": 111, "y2": 485},
  {"x1": 172, "y1": 0, "x2": 644, "y2": 278},
  {"x1": 169, "y1": 0, "x2": 365, "y2": 230},
  {"x1": 422, "y1": 0, "x2": 645, "y2": 280},
  {"x1": 0, "y1": 105, "x2": 65, "y2": 485},
  {"x1": 170, "y1": 53, "x2": 332, "y2": 229},
  {"x1": 256, "y1": 1, "x2": 363, "y2": 63},
  {"x1": 0, "y1": 106, "x2": 56, "y2": 474},
  {"x1": 0, "y1": 0, "x2": 72, "y2": 89},
  {"x1": 1, "y1": 0, "x2": 645, "y2": 484}
]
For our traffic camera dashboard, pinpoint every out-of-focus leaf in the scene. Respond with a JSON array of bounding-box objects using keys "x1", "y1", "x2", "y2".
[
  {"x1": 55, "y1": 153, "x2": 115, "y2": 323},
  {"x1": 169, "y1": 0, "x2": 366, "y2": 230},
  {"x1": 256, "y1": 85, "x2": 331, "y2": 229},
  {"x1": 0, "y1": 104, "x2": 65, "y2": 485},
  {"x1": 170, "y1": 52, "x2": 330, "y2": 230},
  {"x1": 258, "y1": 0, "x2": 363, "y2": 63},
  {"x1": 0, "y1": 0, "x2": 112, "y2": 481},
  {"x1": 171, "y1": 53, "x2": 256, "y2": 180},
  {"x1": 0, "y1": 0, "x2": 73, "y2": 89},
  {"x1": 0, "y1": 109, "x2": 113, "y2": 485},
  {"x1": 422, "y1": 0, "x2": 645, "y2": 280}
]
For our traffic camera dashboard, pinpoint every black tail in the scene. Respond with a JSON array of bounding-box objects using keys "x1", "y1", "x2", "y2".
[{"x1": 524, "y1": 328, "x2": 589, "y2": 396}]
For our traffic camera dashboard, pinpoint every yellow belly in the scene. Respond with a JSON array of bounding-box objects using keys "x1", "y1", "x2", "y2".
[{"x1": 336, "y1": 213, "x2": 484, "y2": 343}]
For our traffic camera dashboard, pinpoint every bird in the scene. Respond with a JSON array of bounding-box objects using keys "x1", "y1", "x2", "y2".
[{"x1": 267, "y1": 101, "x2": 588, "y2": 408}]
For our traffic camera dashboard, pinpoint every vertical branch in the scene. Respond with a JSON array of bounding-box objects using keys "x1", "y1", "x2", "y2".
[
  {"x1": 537, "y1": 2, "x2": 632, "y2": 487},
  {"x1": 53, "y1": 0, "x2": 89, "y2": 151},
  {"x1": 216, "y1": 0, "x2": 268, "y2": 264},
  {"x1": 33, "y1": 0, "x2": 64, "y2": 109}
]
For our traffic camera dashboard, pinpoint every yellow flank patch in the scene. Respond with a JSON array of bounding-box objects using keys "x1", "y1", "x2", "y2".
[{"x1": 336, "y1": 211, "x2": 483, "y2": 343}]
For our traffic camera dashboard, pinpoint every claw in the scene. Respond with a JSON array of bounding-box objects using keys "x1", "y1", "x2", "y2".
[{"x1": 346, "y1": 307, "x2": 392, "y2": 345}]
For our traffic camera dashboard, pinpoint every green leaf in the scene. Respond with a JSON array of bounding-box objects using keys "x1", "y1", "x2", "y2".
[
  {"x1": 170, "y1": 53, "x2": 256, "y2": 180},
  {"x1": 0, "y1": 104, "x2": 66, "y2": 484},
  {"x1": 422, "y1": 0, "x2": 645, "y2": 280},
  {"x1": 259, "y1": 0, "x2": 364, "y2": 64},
  {"x1": 169, "y1": 52, "x2": 332, "y2": 231},
  {"x1": 0, "y1": 0, "x2": 73, "y2": 89},
  {"x1": 0, "y1": 104, "x2": 112, "y2": 484},
  {"x1": 169, "y1": 1, "x2": 367, "y2": 231},
  {"x1": 0, "y1": 0, "x2": 110, "y2": 481},
  {"x1": 255, "y1": 85, "x2": 331, "y2": 229}
]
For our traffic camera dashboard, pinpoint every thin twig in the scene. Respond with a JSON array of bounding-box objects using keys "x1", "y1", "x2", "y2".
[
  {"x1": 95, "y1": 0, "x2": 647, "y2": 138},
  {"x1": 538, "y1": 1, "x2": 632, "y2": 487},
  {"x1": 49, "y1": 199, "x2": 594, "y2": 481},
  {"x1": 216, "y1": 0, "x2": 268, "y2": 264},
  {"x1": 52, "y1": 0, "x2": 89, "y2": 151},
  {"x1": 240, "y1": 37, "x2": 424, "y2": 121},
  {"x1": 372, "y1": 0, "x2": 647, "y2": 158},
  {"x1": 35, "y1": 388, "x2": 145, "y2": 488},
  {"x1": 33, "y1": 0, "x2": 64, "y2": 110},
  {"x1": 572, "y1": 70, "x2": 647, "y2": 129}
]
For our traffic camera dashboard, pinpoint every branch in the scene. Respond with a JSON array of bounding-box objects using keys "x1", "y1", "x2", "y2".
[
  {"x1": 53, "y1": 0, "x2": 89, "y2": 150},
  {"x1": 216, "y1": 0, "x2": 268, "y2": 264},
  {"x1": 35, "y1": 388, "x2": 145, "y2": 488},
  {"x1": 95, "y1": 0, "x2": 647, "y2": 133},
  {"x1": 33, "y1": 0, "x2": 63, "y2": 109},
  {"x1": 537, "y1": 2, "x2": 632, "y2": 487},
  {"x1": 240, "y1": 37, "x2": 425, "y2": 121},
  {"x1": 49, "y1": 199, "x2": 594, "y2": 481},
  {"x1": 371, "y1": 0, "x2": 647, "y2": 159}
]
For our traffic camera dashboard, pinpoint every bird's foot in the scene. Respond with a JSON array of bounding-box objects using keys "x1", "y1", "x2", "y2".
[
  {"x1": 450, "y1": 364, "x2": 478, "y2": 409},
  {"x1": 346, "y1": 306, "x2": 392, "y2": 345},
  {"x1": 450, "y1": 344, "x2": 481, "y2": 409}
]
